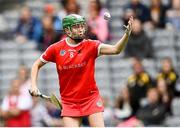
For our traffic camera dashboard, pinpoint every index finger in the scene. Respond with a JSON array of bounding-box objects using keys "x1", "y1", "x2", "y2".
[
  {"x1": 130, "y1": 16, "x2": 133, "y2": 21},
  {"x1": 129, "y1": 16, "x2": 133, "y2": 25}
]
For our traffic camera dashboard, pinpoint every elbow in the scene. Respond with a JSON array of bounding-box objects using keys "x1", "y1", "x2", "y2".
[
  {"x1": 112, "y1": 45, "x2": 123, "y2": 55},
  {"x1": 31, "y1": 61, "x2": 39, "y2": 71},
  {"x1": 114, "y1": 48, "x2": 122, "y2": 55},
  {"x1": 114, "y1": 50, "x2": 121, "y2": 55},
  {"x1": 31, "y1": 59, "x2": 42, "y2": 71}
]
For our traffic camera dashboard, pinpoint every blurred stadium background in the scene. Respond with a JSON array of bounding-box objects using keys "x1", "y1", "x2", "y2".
[{"x1": 0, "y1": 0, "x2": 180, "y2": 127}]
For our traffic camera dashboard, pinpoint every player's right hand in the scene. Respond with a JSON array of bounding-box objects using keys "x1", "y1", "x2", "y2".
[{"x1": 29, "y1": 87, "x2": 41, "y2": 97}]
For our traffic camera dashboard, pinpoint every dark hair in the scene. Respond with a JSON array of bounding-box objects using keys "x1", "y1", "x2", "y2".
[
  {"x1": 161, "y1": 57, "x2": 175, "y2": 71},
  {"x1": 95, "y1": 0, "x2": 102, "y2": 13},
  {"x1": 132, "y1": 56, "x2": 142, "y2": 62},
  {"x1": 163, "y1": 57, "x2": 172, "y2": 61},
  {"x1": 90, "y1": 0, "x2": 102, "y2": 13},
  {"x1": 147, "y1": 87, "x2": 161, "y2": 102}
]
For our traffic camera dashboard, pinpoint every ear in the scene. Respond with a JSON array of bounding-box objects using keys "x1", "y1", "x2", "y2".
[{"x1": 64, "y1": 28, "x2": 70, "y2": 35}]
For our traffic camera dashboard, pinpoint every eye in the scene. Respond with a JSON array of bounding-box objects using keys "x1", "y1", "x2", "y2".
[
  {"x1": 72, "y1": 23, "x2": 86, "y2": 29},
  {"x1": 72, "y1": 24, "x2": 78, "y2": 29},
  {"x1": 81, "y1": 23, "x2": 86, "y2": 27}
]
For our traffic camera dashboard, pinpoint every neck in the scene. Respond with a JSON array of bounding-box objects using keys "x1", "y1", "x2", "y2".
[
  {"x1": 67, "y1": 37, "x2": 83, "y2": 44},
  {"x1": 67, "y1": 37, "x2": 77, "y2": 45}
]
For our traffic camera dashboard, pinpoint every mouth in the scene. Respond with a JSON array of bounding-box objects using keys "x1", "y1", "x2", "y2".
[
  {"x1": 79, "y1": 33, "x2": 83, "y2": 36},
  {"x1": 78, "y1": 32, "x2": 85, "y2": 37}
]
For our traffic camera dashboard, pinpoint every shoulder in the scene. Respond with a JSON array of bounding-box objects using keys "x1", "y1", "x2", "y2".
[
  {"x1": 49, "y1": 39, "x2": 66, "y2": 49},
  {"x1": 83, "y1": 39, "x2": 102, "y2": 49},
  {"x1": 43, "y1": 40, "x2": 65, "y2": 57},
  {"x1": 166, "y1": 9, "x2": 176, "y2": 18},
  {"x1": 139, "y1": 3, "x2": 148, "y2": 9},
  {"x1": 157, "y1": 72, "x2": 164, "y2": 79},
  {"x1": 83, "y1": 39, "x2": 101, "y2": 44},
  {"x1": 128, "y1": 75, "x2": 136, "y2": 82},
  {"x1": 54, "y1": 39, "x2": 66, "y2": 45},
  {"x1": 142, "y1": 72, "x2": 150, "y2": 77},
  {"x1": 32, "y1": 16, "x2": 40, "y2": 23},
  {"x1": 169, "y1": 71, "x2": 177, "y2": 81},
  {"x1": 83, "y1": 39, "x2": 96, "y2": 43},
  {"x1": 141, "y1": 72, "x2": 150, "y2": 82}
]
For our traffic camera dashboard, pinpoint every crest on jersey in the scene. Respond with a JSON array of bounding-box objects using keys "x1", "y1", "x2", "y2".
[
  {"x1": 60, "y1": 50, "x2": 66, "y2": 56},
  {"x1": 96, "y1": 100, "x2": 103, "y2": 107}
]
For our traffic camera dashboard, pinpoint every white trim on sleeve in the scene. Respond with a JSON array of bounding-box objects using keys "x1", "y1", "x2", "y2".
[
  {"x1": 98, "y1": 43, "x2": 103, "y2": 57},
  {"x1": 40, "y1": 55, "x2": 49, "y2": 63}
]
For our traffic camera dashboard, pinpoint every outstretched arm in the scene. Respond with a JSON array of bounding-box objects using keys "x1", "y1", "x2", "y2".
[{"x1": 99, "y1": 16, "x2": 133, "y2": 55}]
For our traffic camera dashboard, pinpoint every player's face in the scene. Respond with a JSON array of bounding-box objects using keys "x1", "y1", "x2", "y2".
[
  {"x1": 162, "y1": 59, "x2": 172, "y2": 73},
  {"x1": 71, "y1": 23, "x2": 87, "y2": 39},
  {"x1": 10, "y1": 79, "x2": 21, "y2": 95},
  {"x1": 147, "y1": 89, "x2": 159, "y2": 104},
  {"x1": 157, "y1": 79, "x2": 167, "y2": 93},
  {"x1": 133, "y1": 62, "x2": 143, "y2": 74}
]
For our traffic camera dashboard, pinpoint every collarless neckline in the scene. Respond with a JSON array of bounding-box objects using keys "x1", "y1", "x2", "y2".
[{"x1": 65, "y1": 38, "x2": 82, "y2": 47}]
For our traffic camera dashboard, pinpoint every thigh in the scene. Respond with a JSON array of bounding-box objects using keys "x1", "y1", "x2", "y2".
[
  {"x1": 62, "y1": 116, "x2": 81, "y2": 127},
  {"x1": 88, "y1": 112, "x2": 105, "y2": 127}
]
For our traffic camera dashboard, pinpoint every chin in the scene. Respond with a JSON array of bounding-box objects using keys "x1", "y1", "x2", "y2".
[{"x1": 74, "y1": 38, "x2": 84, "y2": 43}]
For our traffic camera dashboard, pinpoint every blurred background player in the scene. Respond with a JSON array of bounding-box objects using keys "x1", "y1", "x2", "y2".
[
  {"x1": 14, "y1": 6, "x2": 41, "y2": 43},
  {"x1": 136, "y1": 88, "x2": 166, "y2": 126},
  {"x1": 114, "y1": 86, "x2": 133, "y2": 125},
  {"x1": 37, "y1": 15, "x2": 63, "y2": 51},
  {"x1": 166, "y1": 0, "x2": 180, "y2": 30},
  {"x1": 124, "y1": 18, "x2": 153, "y2": 59},
  {"x1": 126, "y1": 57, "x2": 152, "y2": 115},
  {"x1": 0, "y1": 79, "x2": 32, "y2": 127},
  {"x1": 87, "y1": 0, "x2": 109, "y2": 42},
  {"x1": 156, "y1": 57, "x2": 179, "y2": 96},
  {"x1": 44, "y1": 3, "x2": 62, "y2": 32},
  {"x1": 156, "y1": 79, "x2": 173, "y2": 116}
]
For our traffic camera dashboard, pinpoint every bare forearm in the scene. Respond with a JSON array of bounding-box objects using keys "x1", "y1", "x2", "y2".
[
  {"x1": 31, "y1": 59, "x2": 45, "y2": 93},
  {"x1": 114, "y1": 33, "x2": 129, "y2": 54},
  {"x1": 8, "y1": 109, "x2": 21, "y2": 117},
  {"x1": 114, "y1": 16, "x2": 133, "y2": 54},
  {"x1": 31, "y1": 62, "x2": 39, "y2": 90}
]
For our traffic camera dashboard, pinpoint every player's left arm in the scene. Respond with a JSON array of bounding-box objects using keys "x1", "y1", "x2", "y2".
[
  {"x1": 99, "y1": 16, "x2": 133, "y2": 55},
  {"x1": 7, "y1": 108, "x2": 21, "y2": 117}
]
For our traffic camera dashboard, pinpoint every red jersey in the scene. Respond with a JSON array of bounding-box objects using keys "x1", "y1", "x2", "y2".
[{"x1": 40, "y1": 38, "x2": 102, "y2": 102}]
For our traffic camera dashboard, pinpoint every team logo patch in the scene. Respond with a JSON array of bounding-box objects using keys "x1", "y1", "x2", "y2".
[
  {"x1": 58, "y1": 65, "x2": 62, "y2": 70},
  {"x1": 96, "y1": 100, "x2": 103, "y2": 107},
  {"x1": 60, "y1": 50, "x2": 66, "y2": 56}
]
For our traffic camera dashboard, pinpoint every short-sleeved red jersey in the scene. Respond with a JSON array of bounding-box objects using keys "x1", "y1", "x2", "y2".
[{"x1": 40, "y1": 38, "x2": 101, "y2": 102}]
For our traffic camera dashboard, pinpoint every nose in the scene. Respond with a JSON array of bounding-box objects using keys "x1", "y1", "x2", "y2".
[
  {"x1": 78, "y1": 26, "x2": 84, "y2": 33},
  {"x1": 78, "y1": 25, "x2": 84, "y2": 31},
  {"x1": 79, "y1": 27, "x2": 84, "y2": 32}
]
